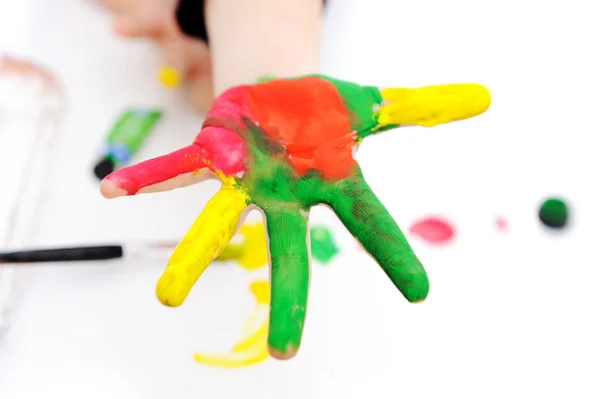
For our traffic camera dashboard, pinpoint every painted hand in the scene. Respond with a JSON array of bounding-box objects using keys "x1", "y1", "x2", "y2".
[{"x1": 100, "y1": 75, "x2": 491, "y2": 359}]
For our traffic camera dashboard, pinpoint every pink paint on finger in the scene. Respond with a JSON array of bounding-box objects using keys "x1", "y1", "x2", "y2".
[
  {"x1": 409, "y1": 217, "x2": 455, "y2": 244},
  {"x1": 101, "y1": 144, "x2": 209, "y2": 197},
  {"x1": 194, "y1": 127, "x2": 246, "y2": 176}
]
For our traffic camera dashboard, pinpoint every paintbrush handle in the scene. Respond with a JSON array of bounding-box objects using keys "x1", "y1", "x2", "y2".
[{"x1": 0, "y1": 245, "x2": 123, "y2": 263}]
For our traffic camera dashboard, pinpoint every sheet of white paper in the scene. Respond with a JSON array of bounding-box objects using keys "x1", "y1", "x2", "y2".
[{"x1": 0, "y1": 0, "x2": 599, "y2": 398}]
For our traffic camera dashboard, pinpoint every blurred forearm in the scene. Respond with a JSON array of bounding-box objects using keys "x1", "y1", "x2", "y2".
[
  {"x1": 205, "y1": 0, "x2": 322, "y2": 95},
  {"x1": 96, "y1": 0, "x2": 148, "y2": 14}
]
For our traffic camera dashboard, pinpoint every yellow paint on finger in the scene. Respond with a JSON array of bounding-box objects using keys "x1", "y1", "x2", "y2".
[
  {"x1": 156, "y1": 187, "x2": 249, "y2": 307},
  {"x1": 376, "y1": 83, "x2": 491, "y2": 128},
  {"x1": 193, "y1": 280, "x2": 270, "y2": 369}
]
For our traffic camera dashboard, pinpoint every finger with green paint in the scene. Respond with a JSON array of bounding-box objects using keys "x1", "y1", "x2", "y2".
[{"x1": 100, "y1": 75, "x2": 491, "y2": 359}]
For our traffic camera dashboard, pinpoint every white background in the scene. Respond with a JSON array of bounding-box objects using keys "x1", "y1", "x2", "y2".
[{"x1": 1, "y1": 0, "x2": 599, "y2": 398}]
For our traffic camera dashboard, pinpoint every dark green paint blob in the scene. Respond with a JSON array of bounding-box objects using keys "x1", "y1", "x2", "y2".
[
  {"x1": 539, "y1": 197, "x2": 569, "y2": 229},
  {"x1": 310, "y1": 226, "x2": 339, "y2": 264}
]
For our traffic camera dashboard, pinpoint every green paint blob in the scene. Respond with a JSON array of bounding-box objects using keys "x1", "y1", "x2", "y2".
[
  {"x1": 539, "y1": 197, "x2": 568, "y2": 228},
  {"x1": 310, "y1": 226, "x2": 339, "y2": 264}
]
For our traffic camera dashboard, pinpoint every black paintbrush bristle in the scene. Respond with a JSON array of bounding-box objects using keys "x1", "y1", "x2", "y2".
[{"x1": 0, "y1": 245, "x2": 124, "y2": 263}]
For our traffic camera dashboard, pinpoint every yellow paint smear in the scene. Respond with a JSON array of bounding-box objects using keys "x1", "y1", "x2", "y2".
[
  {"x1": 216, "y1": 222, "x2": 268, "y2": 270},
  {"x1": 158, "y1": 66, "x2": 181, "y2": 88},
  {"x1": 194, "y1": 281, "x2": 270, "y2": 368},
  {"x1": 376, "y1": 83, "x2": 491, "y2": 128},
  {"x1": 156, "y1": 186, "x2": 249, "y2": 307}
]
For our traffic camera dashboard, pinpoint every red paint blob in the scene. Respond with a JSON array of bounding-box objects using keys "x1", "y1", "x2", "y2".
[
  {"x1": 495, "y1": 217, "x2": 508, "y2": 231},
  {"x1": 409, "y1": 217, "x2": 454, "y2": 244}
]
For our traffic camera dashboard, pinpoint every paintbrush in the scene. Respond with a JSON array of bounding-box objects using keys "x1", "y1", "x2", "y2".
[{"x1": 0, "y1": 241, "x2": 178, "y2": 264}]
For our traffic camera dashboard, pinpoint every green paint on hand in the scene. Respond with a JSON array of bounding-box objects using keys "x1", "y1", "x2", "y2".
[
  {"x1": 264, "y1": 208, "x2": 309, "y2": 358},
  {"x1": 256, "y1": 75, "x2": 278, "y2": 83},
  {"x1": 539, "y1": 197, "x2": 569, "y2": 229},
  {"x1": 310, "y1": 226, "x2": 338, "y2": 264}
]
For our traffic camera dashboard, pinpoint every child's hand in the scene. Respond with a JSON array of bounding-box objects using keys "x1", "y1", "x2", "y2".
[
  {"x1": 99, "y1": 75, "x2": 491, "y2": 359},
  {"x1": 108, "y1": 0, "x2": 213, "y2": 111}
]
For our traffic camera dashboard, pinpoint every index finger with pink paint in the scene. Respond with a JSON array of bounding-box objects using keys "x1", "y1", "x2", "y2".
[{"x1": 100, "y1": 126, "x2": 246, "y2": 198}]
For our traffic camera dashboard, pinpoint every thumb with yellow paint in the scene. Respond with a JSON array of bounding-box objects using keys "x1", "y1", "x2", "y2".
[{"x1": 376, "y1": 83, "x2": 491, "y2": 128}]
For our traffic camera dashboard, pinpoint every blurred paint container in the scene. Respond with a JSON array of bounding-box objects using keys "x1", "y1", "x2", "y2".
[
  {"x1": 92, "y1": 107, "x2": 162, "y2": 180},
  {"x1": 0, "y1": 54, "x2": 64, "y2": 333}
]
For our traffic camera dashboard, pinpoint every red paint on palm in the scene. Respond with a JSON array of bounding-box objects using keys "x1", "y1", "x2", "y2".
[
  {"x1": 112, "y1": 77, "x2": 359, "y2": 198},
  {"x1": 244, "y1": 78, "x2": 356, "y2": 180}
]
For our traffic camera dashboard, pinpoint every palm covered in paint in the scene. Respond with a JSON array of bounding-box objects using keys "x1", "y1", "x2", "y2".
[{"x1": 100, "y1": 75, "x2": 491, "y2": 359}]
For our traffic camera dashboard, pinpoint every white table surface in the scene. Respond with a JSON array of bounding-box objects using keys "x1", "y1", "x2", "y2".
[{"x1": 1, "y1": 0, "x2": 599, "y2": 398}]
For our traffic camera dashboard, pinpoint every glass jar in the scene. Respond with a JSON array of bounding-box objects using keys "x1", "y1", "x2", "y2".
[{"x1": 0, "y1": 54, "x2": 64, "y2": 333}]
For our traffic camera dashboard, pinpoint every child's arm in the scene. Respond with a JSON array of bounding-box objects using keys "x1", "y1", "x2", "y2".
[
  {"x1": 204, "y1": 0, "x2": 322, "y2": 95},
  {"x1": 99, "y1": 0, "x2": 323, "y2": 111},
  {"x1": 97, "y1": 0, "x2": 148, "y2": 14}
]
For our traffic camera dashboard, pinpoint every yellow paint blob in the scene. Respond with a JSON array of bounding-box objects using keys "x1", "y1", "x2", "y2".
[
  {"x1": 216, "y1": 222, "x2": 268, "y2": 270},
  {"x1": 376, "y1": 83, "x2": 491, "y2": 128},
  {"x1": 158, "y1": 66, "x2": 181, "y2": 88},
  {"x1": 156, "y1": 186, "x2": 250, "y2": 307},
  {"x1": 193, "y1": 281, "x2": 270, "y2": 368}
]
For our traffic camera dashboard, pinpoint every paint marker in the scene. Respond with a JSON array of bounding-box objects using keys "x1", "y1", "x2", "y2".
[
  {"x1": 0, "y1": 241, "x2": 177, "y2": 265},
  {"x1": 93, "y1": 108, "x2": 163, "y2": 180}
]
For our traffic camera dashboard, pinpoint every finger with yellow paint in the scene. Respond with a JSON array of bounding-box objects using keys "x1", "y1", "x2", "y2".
[
  {"x1": 375, "y1": 83, "x2": 491, "y2": 128},
  {"x1": 156, "y1": 187, "x2": 249, "y2": 307}
]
